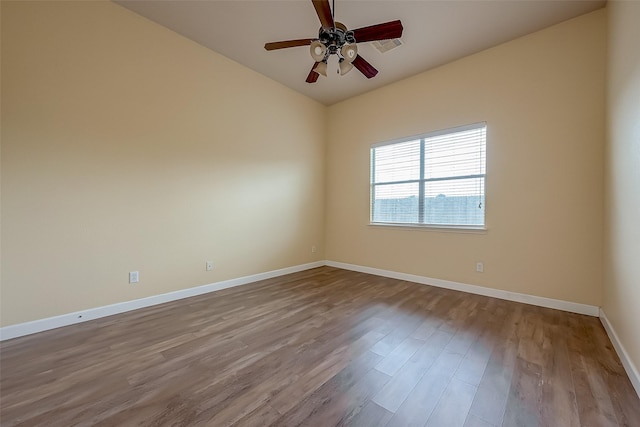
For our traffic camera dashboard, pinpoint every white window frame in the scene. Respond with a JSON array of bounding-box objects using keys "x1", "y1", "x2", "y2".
[{"x1": 370, "y1": 122, "x2": 487, "y2": 230}]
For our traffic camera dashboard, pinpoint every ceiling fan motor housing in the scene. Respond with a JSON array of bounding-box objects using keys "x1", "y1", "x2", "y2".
[{"x1": 317, "y1": 23, "x2": 355, "y2": 58}]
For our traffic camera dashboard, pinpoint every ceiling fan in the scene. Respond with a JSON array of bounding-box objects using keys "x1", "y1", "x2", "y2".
[{"x1": 264, "y1": 0, "x2": 403, "y2": 83}]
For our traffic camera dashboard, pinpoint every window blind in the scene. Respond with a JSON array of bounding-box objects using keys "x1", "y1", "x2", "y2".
[{"x1": 371, "y1": 123, "x2": 486, "y2": 227}]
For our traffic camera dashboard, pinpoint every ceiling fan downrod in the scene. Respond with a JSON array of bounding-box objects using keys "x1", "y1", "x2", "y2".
[{"x1": 309, "y1": 0, "x2": 357, "y2": 75}]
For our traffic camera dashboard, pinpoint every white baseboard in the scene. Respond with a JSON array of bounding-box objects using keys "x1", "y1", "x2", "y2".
[
  {"x1": 0, "y1": 260, "x2": 603, "y2": 342},
  {"x1": 325, "y1": 260, "x2": 600, "y2": 317},
  {"x1": 599, "y1": 309, "x2": 640, "y2": 398},
  {"x1": 0, "y1": 261, "x2": 324, "y2": 342}
]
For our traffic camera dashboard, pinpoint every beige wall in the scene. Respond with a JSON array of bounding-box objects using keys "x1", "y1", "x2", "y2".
[
  {"x1": 0, "y1": 3, "x2": 616, "y2": 331},
  {"x1": 326, "y1": 10, "x2": 606, "y2": 306},
  {"x1": 0, "y1": 1, "x2": 325, "y2": 326},
  {"x1": 604, "y1": 0, "x2": 640, "y2": 377}
]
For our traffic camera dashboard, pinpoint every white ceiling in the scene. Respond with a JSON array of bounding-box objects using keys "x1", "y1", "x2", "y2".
[{"x1": 115, "y1": 0, "x2": 606, "y2": 106}]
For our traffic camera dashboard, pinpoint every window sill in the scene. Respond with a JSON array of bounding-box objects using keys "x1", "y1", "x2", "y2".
[{"x1": 369, "y1": 222, "x2": 488, "y2": 234}]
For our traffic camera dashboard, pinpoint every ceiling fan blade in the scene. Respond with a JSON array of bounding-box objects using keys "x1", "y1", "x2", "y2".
[
  {"x1": 306, "y1": 63, "x2": 320, "y2": 83},
  {"x1": 352, "y1": 55, "x2": 378, "y2": 79},
  {"x1": 352, "y1": 20, "x2": 403, "y2": 43},
  {"x1": 264, "y1": 38, "x2": 314, "y2": 51},
  {"x1": 312, "y1": 0, "x2": 334, "y2": 29}
]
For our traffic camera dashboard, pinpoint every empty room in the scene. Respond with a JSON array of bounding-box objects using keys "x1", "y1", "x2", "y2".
[{"x1": 1, "y1": 0, "x2": 639, "y2": 426}]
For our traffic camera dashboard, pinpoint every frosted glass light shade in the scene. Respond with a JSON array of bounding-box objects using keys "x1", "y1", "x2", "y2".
[
  {"x1": 339, "y1": 60, "x2": 354, "y2": 75},
  {"x1": 310, "y1": 41, "x2": 327, "y2": 62},
  {"x1": 313, "y1": 61, "x2": 328, "y2": 77},
  {"x1": 341, "y1": 43, "x2": 358, "y2": 63}
]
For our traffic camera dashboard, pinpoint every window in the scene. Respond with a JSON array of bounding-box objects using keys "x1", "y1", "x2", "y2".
[{"x1": 370, "y1": 123, "x2": 486, "y2": 228}]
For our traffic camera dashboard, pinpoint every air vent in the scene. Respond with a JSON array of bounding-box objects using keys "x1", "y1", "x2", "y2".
[{"x1": 372, "y1": 38, "x2": 403, "y2": 53}]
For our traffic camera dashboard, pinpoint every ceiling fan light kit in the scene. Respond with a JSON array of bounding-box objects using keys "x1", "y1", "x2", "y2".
[
  {"x1": 310, "y1": 40, "x2": 327, "y2": 62},
  {"x1": 264, "y1": 0, "x2": 403, "y2": 83},
  {"x1": 338, "y1": 59, "x2": 354, "y2": 75},
  {"x1": 313, "y1": 61, "x2": 328, "y2": 77},
  {"x1": 341, "y1": 43, "x2": 357, "y2": 63}
]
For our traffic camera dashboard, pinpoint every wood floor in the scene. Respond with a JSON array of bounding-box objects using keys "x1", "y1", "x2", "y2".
[{"x1": 1, "y1": 267, "x2": 639, "y2": 427}]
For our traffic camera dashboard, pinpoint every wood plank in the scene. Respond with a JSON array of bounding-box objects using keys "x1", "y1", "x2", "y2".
[
  {"x1": 386, "y1": 348, "x2": 463, "y2": 426},
  {"x1": 467, "y1": 304, "x2": 521, "y2": 426},
  {"x1": 280, "y1": 364, "x2": 391, "y2": 426},
  {"x1": 372, "y1": 329, "x2": 452, "y2": 413},
  {"x1": 342, "y1": 401, "x2": 393, "y2": 427},
  {"x1": 583, "y1": 318, "x2": 640, "y2": 425},
  {"x1": 233, "y1": 403, "x2": 282, "y2": 427},
  {"x1": 566, "y1": 313, "x2": 619, "y2": 426},
  {"x1": 540, "y1": 310, "x2": 581, "y2": 427},
  {"x1": 502, "y1": 356, "x2": 544, "y2": 426},
  {"x1": 374, "y1": 337, "x2": 424, "y2": 376},
  {"x1": 272, "y1": 350, "x2": 384, "y2": 425},
  {"x1": 464, "y1": 413, "x2": 497, "y2": 427},
  {"x1": 425, "y1": 378, "x2": 477, "y2": 427}
]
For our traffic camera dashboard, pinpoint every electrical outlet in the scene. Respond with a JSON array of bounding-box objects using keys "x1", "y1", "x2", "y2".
[
  {"x1": 206, "y1": 261, "x2": 213, "y2": 271},
  {"x1": 129, "y1": 271, "x2": 139, "y2": 283},
  {"x1": 476, "y1": 262, "x2": 484, "y2": 273},
  {"x1": 311, "y1": 245, "x2": 317, "y2": 253}
]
